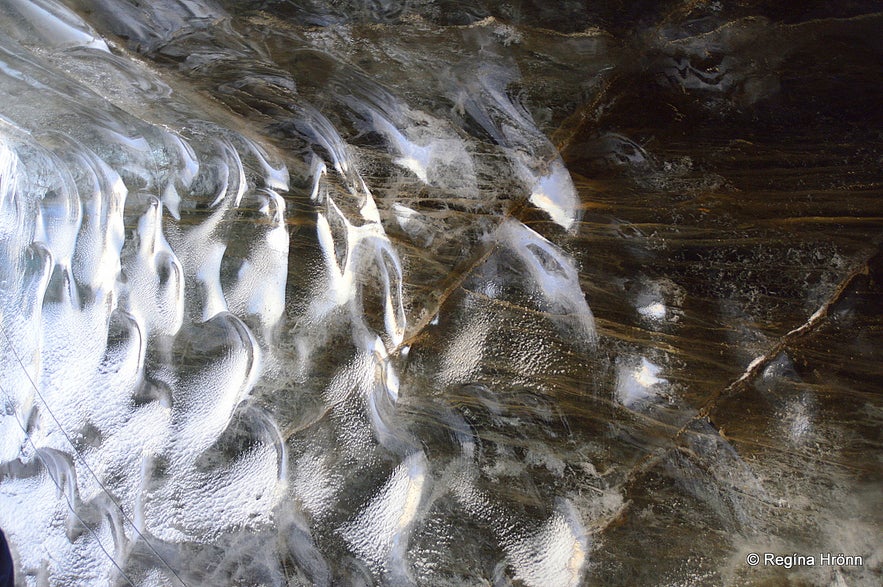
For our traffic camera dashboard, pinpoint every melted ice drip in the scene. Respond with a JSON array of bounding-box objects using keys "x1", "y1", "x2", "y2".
[{"x1": 0, "y1": 1, "x2": 603, "y2": 585}]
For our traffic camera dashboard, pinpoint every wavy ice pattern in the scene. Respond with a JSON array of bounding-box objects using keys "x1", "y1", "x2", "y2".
[
  {"x1": 0, "y1": 67, "x2": 289, "y2": 587},
  {"x1": 0, "y1": 1, "x2": 613, "y2": 586}
]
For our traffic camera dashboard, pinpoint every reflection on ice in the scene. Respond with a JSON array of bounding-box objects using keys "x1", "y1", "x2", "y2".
[
  {"x1": 525, "y1": 157, "x2": 581, "y2": 232},
  {"x1": 3, "y1": 0, "x2": 109, "y2": 52},
  {"x1": 496, "y1": 220, "x2": 596, "y2": 343},
  {"x1": 616, "y1": 357, "x2": 666, "y2": 408},
  {"x1": 637, "y1": 301, "x2": 666, "y2": 321},
  {"x1": 506, "y1": 499, "x2": 588, "y2": 587},
  {"x1": 340, "y1": 452, "x2": 427, "y2": 582}
]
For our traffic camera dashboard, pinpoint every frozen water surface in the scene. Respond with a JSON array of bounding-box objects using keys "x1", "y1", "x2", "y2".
[{"x1": 0, "y1": 1, "x2": 881, "y2": 585}]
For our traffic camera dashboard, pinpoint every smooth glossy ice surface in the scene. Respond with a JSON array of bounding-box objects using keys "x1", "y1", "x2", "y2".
[{"x1": 0, "y1": 1, "x2": 881, "y2": 586}]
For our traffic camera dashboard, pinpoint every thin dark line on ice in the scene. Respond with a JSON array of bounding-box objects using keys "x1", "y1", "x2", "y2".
[{"x1": 0, "y1": 322, "x2": 188, "y2": 587}]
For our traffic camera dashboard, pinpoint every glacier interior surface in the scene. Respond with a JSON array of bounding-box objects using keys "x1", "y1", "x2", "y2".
[{"x1": 0, "y1": 1, "x2": 881, "y2": 585}]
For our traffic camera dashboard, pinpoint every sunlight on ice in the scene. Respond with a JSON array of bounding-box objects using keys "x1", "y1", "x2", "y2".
[{"x1": 616, "y1": 357, "x2": 666, "y2": 407}]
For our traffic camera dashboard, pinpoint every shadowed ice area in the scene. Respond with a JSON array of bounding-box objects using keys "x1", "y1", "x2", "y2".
[{"x1": 0, "y1": 1, "x2": 881, "y2": 585}]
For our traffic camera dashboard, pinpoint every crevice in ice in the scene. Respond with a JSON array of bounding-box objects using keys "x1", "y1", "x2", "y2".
[
  {"x1": 598, "y1": 251, "x2": 879, "y2": 539},
  {"x1": 705, "y1": 253, "x2": 876, "y2": 412}
]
